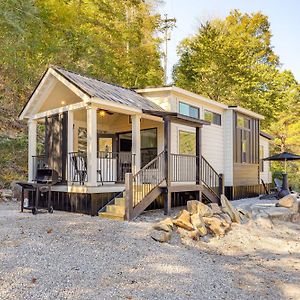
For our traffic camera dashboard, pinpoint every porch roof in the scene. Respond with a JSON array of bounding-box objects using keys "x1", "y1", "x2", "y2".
[
  {"x1": 53, "y1": 66, "x2": 164, "y2": 112},
  {"x1": 143, "y1": 110, "x2": 211, "y2": 127}
]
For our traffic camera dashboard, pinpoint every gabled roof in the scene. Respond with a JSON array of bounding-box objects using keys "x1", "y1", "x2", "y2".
[
  {"x1": 260, "y1": 131, "x2": 273, "y2": 140},
  {"x1": 19, "y1": 66, "x2": 164, "y2": 119},
  {"x1": 53, "y1": 67, "x2": 163, "y2": 111}
]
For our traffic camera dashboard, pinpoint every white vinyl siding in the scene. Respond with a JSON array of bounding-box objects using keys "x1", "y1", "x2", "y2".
[
  {"x1": 224, "y1": 110, "x2": 234, "y2": 186},
  {"x1": 260, "y1": 136, "x2": 271, "y2": 183}
]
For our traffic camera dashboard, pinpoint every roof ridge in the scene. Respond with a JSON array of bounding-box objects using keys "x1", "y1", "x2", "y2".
[{"x1": 51, "y1": 65, "x2": 143, "y2": 96}]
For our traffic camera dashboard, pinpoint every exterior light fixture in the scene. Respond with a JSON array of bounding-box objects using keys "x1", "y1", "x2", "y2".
[{"x1": 99, "y1": 110, "x2": 106, "y2": 117}]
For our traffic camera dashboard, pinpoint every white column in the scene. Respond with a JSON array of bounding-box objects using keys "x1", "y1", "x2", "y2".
[
  {"x1": 67, "y1": 110, "x2": 74, "y2": 182},
  {"x1": 28, "y1": 119, "x2": 37, "y2": 182},
  {"x1": 73, "y1": 123, "x2": 79, "y2": 152},
  {"x1": 132, "y1": 114, "x2": 141, "y2": 173},
  {"x1": 86, "y1": 105, "x2": 98, "y2": 186}
]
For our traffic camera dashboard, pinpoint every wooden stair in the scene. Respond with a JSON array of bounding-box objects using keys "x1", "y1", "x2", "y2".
[{"x1": 98, "y1": 194, "x2": 126, "y2": 220}]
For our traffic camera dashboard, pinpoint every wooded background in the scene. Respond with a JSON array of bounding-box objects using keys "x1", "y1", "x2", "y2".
[{"x1": 0, "y1": 1, "x2": 299, "y2": 189}]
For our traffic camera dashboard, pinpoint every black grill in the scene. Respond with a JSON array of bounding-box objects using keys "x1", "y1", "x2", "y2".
[
  {"x1": 17, "y1": 168, "x2": 60, "y2": 215},
  {"x1": 36, "y1": 168, "x2": 59, "y2": 184}
]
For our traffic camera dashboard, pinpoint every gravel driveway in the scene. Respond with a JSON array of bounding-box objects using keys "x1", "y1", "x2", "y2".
[{"x1": 0, "y1": 201, "x2": 299, "y2": 300}]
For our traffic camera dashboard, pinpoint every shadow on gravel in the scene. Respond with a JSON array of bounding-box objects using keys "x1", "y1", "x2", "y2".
[{"x1": 0, "y1": 203, "x2": 299, "y2": 299}]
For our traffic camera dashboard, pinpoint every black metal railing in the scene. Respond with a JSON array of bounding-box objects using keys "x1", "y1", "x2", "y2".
[
  {"x1": 68, "y1": 152, "x2": 88, "y2": 185},
  {"x1": 170, "y1": 153, "x2": 197, "y2": 182},
  {"x1": 32, "y1": 155, "x2": 48, "y2": 180},
  {"x1": 97, "y1": 151, "x2": 135, "y2": 183},
  {"x1": 201, "y1": 156, "x2": 221, "y2": 197},
  {"x1": 132, "y1": 151, "x2": 165, "y2": 208}
]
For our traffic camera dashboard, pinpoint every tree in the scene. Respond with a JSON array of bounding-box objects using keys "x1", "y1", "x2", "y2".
[
  {"x1": 0, "y1": 0, "x2": 164, "y2": 186},
  {"x1": 173, "y1": 10, "x2": 285, "y2": 124}
]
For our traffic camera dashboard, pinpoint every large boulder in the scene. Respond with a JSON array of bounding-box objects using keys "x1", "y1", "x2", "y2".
[
  {"x1": 186, "y1": 200, "x2": 213, "y2": 217},
  {"x1": 151, "y1": 230, "x2": 172, "y2": 243},
  {"x1": 277, "y1": 194, "x2": 298, "y2": 213},
  {"x1": 197, "y1": 202, "x2": 213, "y2": 217},
  {"x1": 187, "y1": 200, "x2": 200, "y2": 214},
  {"x1": 218, "y1": 213, "x2": 232, "y2": 225},
  {"x1": 153, "y1": 217, "x2": 174, "y2": 232},
  {"x1": 190, "y1": 213, "x2": 207, "y2": 236},
  {"x1": 220, "y1": 195, "x2": 241, "y2": 223},
  {"x1": 209, "y1": 203, "x2": 222, "y2": 215},
  {"x1": 203, "y1": 217, "x2": 226, "y2": 237},
  {"x1": 173, "y1": 210, "x2": 194, "y2": 231},
  {"x1": 11, "y1": 181, "x2": 22, "y2": 201}
]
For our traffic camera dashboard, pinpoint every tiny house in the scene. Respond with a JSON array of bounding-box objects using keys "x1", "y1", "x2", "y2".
[{"x1": 19, "y1": 67, "x2": 271, "y2": 219}]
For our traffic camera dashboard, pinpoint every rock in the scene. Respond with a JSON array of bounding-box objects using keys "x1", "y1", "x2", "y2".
[
  {"x1": 277, "y1": 194, "x2": 298, "y2": 213},
  {"x1": 187, "y1": 200, "x2": 200, "y2": 214},
  {"x1": 203, "y1": 217, "x2": 226, "y2": 237},
  {"x1": 209, "y1": 203, "x2": 222, "y2": 214},
  {"x1": 220, "y1": 195, "x2": 241, "y2": 223},
  {"x1": 151, "y1": 230, "x2": 172, "y2": 243},
  {"x1": 153, "y1": 217, "x2": 174, "y2": 232},
  {"x1": 188, "y1": 230, "x2": 200, "y2": 241},
  {"x1": 10, "y1": 181, "x2": 23, "y2": 201},
  {"x1": 218, "y1": 213, "x2": 232, "y2": 225},
  {"x1": 237, "y1": 208, "x2": 252, "y2": 219},
  {"x1": 264, "y1": 207, "x2": 296, "y2": 222},
  {"x1": 197, "y1": 202, "x2": 213, "y2": 217},
  {"x1": 190, "y1": 213, "x2": 207, "y2": 236},
  {"x1": 277, "y1": 194, "x2": 297, "y2": 208},
  {"x1": 1, "y1": 189, "x2": 13, "y2": 200},
  {"x1": 173, "y1": 210, "x2": 194, "y2": 231}
]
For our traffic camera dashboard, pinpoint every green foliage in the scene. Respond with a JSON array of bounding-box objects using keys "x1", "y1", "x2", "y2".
[
  {"x1": 174, "y1": 10, "x2": 300, "y2": 189},
  {"x1": 0, "y1": 0, "x2": 163, "y2": 185},
  {"x1": 173, "y1": 10, "x2": 287, "y2": 124},
  {"x1": 0, "y1": 135, "x2": 28, "y2": 187}
]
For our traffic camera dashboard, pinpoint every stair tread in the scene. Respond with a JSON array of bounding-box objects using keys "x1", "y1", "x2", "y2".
[{"x1": 98, "y1": 211, "x2": 125, "y2": 220}]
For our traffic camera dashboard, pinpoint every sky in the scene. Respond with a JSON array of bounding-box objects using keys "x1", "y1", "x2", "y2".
[{"x1": 158, "y1": 0, "x2": 300, "y2": 83}]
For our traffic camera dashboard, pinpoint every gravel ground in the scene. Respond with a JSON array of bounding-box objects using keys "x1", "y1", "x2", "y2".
[{"x1": 0, "y1": 200, "x2": 299, "y2": 300}]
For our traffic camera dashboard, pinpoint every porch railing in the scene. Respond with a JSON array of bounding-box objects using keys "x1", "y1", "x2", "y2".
[
  {"x1": 32, "y1": 155, "x2": 48, "y2": 181},
  {"x1": 170, "y1": 153, "x2": 197, "y2": 182},
  {"x1": 97, "y1": 151, "x2": 135, "y2": 183},
  {"x1": 130, "y1": 151, "x2": 165, "y2": 208},
  {"x1": 68, "y1": 152, "x2": 88, "y2": 184}
]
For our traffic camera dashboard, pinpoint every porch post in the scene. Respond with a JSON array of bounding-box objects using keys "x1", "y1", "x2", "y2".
[
  {"x1": 164, "y1": 116, "x2": 171, "y2": 215},
  {"x1": 86, "y1": 105, "x2": 98, "y2": 186},
  {"x1": 196, "y1": 126, "x2": 202, "y2": 201},
  {"x1": 67, "y1": 110, "x2": 74, "y2": 182},
  {"x1": 131, "y1": 114, "x2": 141, "y2": 173},
  {"x1": 28, "y1": 119, "x2": 37, "y2": 182}
]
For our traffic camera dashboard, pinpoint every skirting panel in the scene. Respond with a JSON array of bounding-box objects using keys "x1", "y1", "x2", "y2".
[{"x1": 225, "y1": 183, "x2": 272, "y2": 200}]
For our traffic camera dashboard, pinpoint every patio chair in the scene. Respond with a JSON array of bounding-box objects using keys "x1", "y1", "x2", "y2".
[{"x1": 70, "y1": 154, "x2": 87, "y2": 185}]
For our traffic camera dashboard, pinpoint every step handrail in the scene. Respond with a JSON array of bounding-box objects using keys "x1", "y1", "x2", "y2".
[
  {"x1": 129, "y1": 151, "x2": 165, "y2": 210},
  {"x1": 201, "y1": 155, "x2": 223, "y2": 199}
]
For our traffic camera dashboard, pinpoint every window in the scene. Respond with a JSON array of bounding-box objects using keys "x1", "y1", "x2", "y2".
[
  {"x1": 259, "y1": 145, "x2": 264, "y2": 172},
  {"x1": 234, "y1": 113, "x2": 259, "y2": 164},
  {"x1": 179, "y1": 131, "x2": 196, "y2": 154},
  {"x1": 237, "y1": 115, "x2": 250, "y2": 129},
  {"x1": 204, "y1": 110, "x2": 221, "y2": 125},
  {"x1": 179, "y1": 102, "x2": 199, "y2": 119}
]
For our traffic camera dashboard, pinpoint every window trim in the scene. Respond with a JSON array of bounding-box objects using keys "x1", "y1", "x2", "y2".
[
  {"x1": 204, "y1": 109, "x2": 222, "y2": 126},
  {"x1": 179, "y1": 101, "x2": 200, "y2": 119}
]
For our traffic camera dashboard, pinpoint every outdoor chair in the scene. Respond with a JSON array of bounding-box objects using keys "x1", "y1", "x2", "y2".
[{"x1": 70, "y1": 154, "x2": 87, "y2": 185}]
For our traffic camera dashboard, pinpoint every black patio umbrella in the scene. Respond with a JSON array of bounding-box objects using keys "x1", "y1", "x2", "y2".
[
  {"x1": 263, "y1": 151, "x2": 300, "y2": 195},
  {"x1": 263, "y1": 151, "x2": 300, "y2": 173}
]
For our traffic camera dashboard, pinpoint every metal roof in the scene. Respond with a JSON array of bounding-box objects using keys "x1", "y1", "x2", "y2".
[{"x1": 53, "y1": 66, "x2": 164, "y2": 112}]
